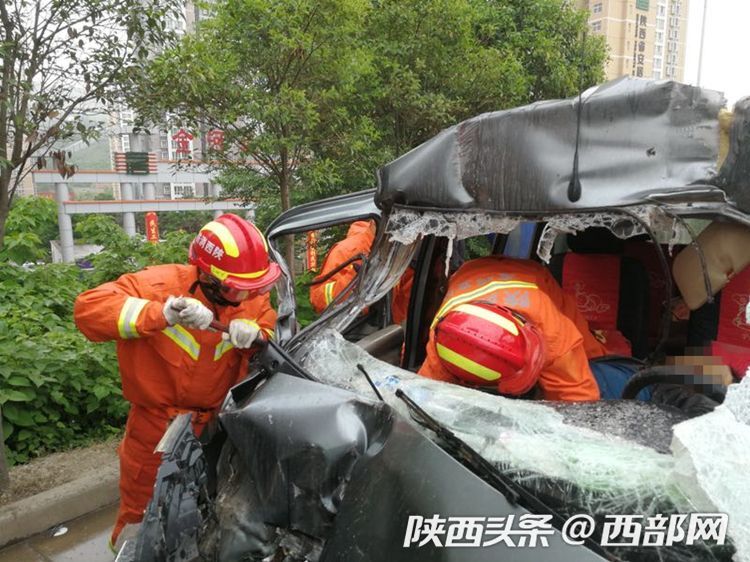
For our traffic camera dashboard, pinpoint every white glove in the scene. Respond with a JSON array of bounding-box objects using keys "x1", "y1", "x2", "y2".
[
  {"x1": 163, "y1": 296, "x2": 213, "y2": 330},
  {"x1": 162, "y1": 296, "x2": 183, "y2": 326},
  {"x1": 223, "y1": 319, "x2": 261, "y2": 349}
]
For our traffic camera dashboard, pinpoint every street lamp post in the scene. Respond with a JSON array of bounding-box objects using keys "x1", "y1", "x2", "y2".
[{"x1": 696, "y1": 0, "x2": 708, "y2": 87}]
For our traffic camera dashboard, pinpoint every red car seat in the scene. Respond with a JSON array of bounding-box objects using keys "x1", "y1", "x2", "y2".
[{"x1": 548, "y1": 229, "x2": 650, "y2": 358}]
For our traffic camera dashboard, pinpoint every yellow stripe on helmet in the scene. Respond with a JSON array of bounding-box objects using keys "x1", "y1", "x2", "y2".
[
  {"x1": 201, "y1": 221, "x2": 240, "y2": 257},
  {"x1": 209, "y1": 264, "x2": 269, "y2": 281},
  {"x1": 249, "y1": 221, "x2": 269, "y2": 251},
  {"x1": 436, "y1": 343, "x2": 502, "y2": 382},
  {"x1": 452, "y1": 303, "x2": 519, "y2": 336}
]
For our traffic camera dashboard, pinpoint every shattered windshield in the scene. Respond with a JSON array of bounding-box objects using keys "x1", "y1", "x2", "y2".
[{"x1": 298, "y1": 329, "x2": 747, "y2": 562}]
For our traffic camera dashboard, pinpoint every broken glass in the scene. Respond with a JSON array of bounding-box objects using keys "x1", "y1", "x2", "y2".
[{"x1": 299, "y1": 329, "x2": 743, "y2": 561}]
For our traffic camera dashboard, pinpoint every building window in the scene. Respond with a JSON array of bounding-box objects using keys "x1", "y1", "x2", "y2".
[
  {"x1": 121, "y1": 134, "x2": 130, "y2": 152},
  {"x1": 591, "y1": 21, "x2": 601, "y2": 32},
  {"x1": 669, "y1": 29, "x2": 678, "y2": 39},
  {"x1": 654, "y1": 57, "x2": 662, "y2": 67},
  {"x1": 656, "y1": 31, "x2": 664, "y2": 42},
  {"x1": 670, "y1": 16, "x2": 678, "y2": 26},
  {"x1": 119, "y1": 109, "x2": 133, "y2": 129},
  {"x1": 592, "y1": 2, "x2": 602, "y2": 13},
  {"x1": 653, "y1": 69, "x2": 662, "y2": 79},
  {"x1": 658, "y1": 5, "x2": 666, "y2": 15},
  {"x1": 655, "y1": 45, "x2": 663, "y2": 56},
  {"x1": 671, "y1": 3, "x2": 680, "y2": 15},
  {"x1": 169, "y1": 183, "x2": 194, "y2": 199}
]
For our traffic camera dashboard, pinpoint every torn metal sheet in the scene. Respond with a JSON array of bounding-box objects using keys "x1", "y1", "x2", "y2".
[
  {"x1": 376, "y1": 78, "x2": 749, "y2": 214},
  {"x1": 205, "y1": 373, "x2": 610, "y2": 562},
  {"x1": 385, "y1": 205, "x2": 689, "y2": 263}
]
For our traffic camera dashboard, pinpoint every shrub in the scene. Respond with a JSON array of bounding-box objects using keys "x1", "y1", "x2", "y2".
[
  {"x1": 0, "y1": 264, "x2": 125, "y2": 464},
  {"x1": 0, "y1": 196, "x2": 58, "y2": 263}
]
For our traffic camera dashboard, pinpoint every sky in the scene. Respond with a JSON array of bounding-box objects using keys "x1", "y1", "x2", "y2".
[{"x1": 683, "y1": 0, "x2": 750, "y2": 106}]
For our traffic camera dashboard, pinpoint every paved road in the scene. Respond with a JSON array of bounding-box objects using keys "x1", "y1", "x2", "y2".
[{"x1": 0, "y1": 503, "x2": 117, "y2": 562}]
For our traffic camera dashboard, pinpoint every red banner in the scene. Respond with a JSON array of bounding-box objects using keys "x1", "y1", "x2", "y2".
[
  {"x1": 306, "y1": 231, "x2": 318, "y2": 271},
  {"x1": 145, "y1": 212, "x2": 159, "y2": 243}
]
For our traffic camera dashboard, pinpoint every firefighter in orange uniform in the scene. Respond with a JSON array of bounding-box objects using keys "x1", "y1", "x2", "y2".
[
  {"x1": 310, "y1": 220, "x2": 376, "y2": 314},
  {"x1": 310, "y1": 219, "x2": 413, "y2": 324},
  {"x1": 74, "y1": 214, "x2": 279, "y2": 551},
  {"x1": 419, "y1": 256, "x2": 607, "y2": 401}
]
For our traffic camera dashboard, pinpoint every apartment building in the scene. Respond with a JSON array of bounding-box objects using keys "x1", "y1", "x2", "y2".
[
  {"x1": 578, "y1": 0, "x2": 689, "y2": 81},
  {"x1": 109, "y1": 0, "x2": 213, "y2": 200}
]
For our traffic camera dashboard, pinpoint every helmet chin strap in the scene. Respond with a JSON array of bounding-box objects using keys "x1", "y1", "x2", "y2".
[{"x1": 189, "y1": 274, "x2": 241, "y2": 308}]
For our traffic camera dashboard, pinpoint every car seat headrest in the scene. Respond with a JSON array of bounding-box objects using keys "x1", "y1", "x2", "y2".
[{"x1": 673, "y1": 221, "x2": 750, "y2": 310}]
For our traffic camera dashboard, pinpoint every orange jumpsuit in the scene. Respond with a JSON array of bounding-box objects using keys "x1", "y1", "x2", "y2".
[
  {"x1": 391, "y1": 266, "x2": 415, "y2": 325},
  {"x1": 74, "y1": 264, "x2": 275, "y2": 543},
  {"x1": 309, "y1": 220, "x2": 414, "y2": 324},
  {"x1": 419, "y1": 256, "x2": 605, "y2": 401},
  {"x1": 310, "y1": 220, "x2": 376, "y2": 314}
]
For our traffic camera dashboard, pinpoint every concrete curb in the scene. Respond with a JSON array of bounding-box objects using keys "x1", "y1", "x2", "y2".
[{"x1": 0, "y1": 460, "x2": 119, "y2": 548}]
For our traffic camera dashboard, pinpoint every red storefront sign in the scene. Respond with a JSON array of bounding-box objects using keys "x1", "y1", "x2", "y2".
[
  {"x1": 171, "y1": 129, "x2": 194, "y2": 158},
  {"x1": 207, "y1": 129, "x2": 224, "y2": 151},
  {"x1": 145, "y1": 212, "x2": 160, "y2": 243}
]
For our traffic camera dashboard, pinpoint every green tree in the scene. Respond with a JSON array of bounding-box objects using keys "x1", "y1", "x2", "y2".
[
  {"x1": 0, "y1": 0, "x2": 181, "y2": 250},
  {"x1": 130, "y1": 0, "x2": 605, "y2": 271},
  {"x1": 0, "y1": 195, "x2": 57, "y2": 262},
  {"x1": 130, "y1": 0, "x2": 377, "y2": 274},
  {"x1": 365, "y1": 0, "x2": 606, "y2": 155}
]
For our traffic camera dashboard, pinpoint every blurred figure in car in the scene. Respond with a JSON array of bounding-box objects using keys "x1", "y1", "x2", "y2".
[
  {"x1": 418, "y1": 256, "x2": 622, "y2": 401},
  {"x1": 309, "y1": 219, "x2": 413, "y2": 324}
]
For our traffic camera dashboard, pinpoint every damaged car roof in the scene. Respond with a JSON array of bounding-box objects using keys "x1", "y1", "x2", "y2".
[{"x1": 376, "y1": 77, "x2": 750, "y2": 216}]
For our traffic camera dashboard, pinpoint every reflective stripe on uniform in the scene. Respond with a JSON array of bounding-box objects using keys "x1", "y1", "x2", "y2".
[
  {"x1": 117, "y1": 297, "x2": 150, "y2": 339},
  {"x1": 263, "y1": 327, "x2": 275, "y2": 340},
  {"x1": 432, "y1": 281, "x2": 538, "y2": 328},
  {"x1": 213, "y1": 340, "x2": 234, "y2": 361},
  {"x1": 452, "y1": 303, "x2": 519, "y2": 336},
  {"x1": 324, "y1": 282, "x2": 336, "y2": 306},
  {"x1": 436, "y1": 343, "x2": 503, "y2": 382},
  {"x1": 162, "y1": 325, "x2": 200, "y2": 360}
]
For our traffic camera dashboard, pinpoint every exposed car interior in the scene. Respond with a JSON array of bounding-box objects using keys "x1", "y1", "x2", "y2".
[{"x1": 313, "y1": 217, "x2": 747, "y2": 403}]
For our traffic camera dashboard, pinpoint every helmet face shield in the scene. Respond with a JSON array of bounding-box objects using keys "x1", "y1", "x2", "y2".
[
  {"x1": 197, "y1": 271, "x2": 275, "y2": 307},
  {"x1": 220, "y1": 280, "x2": 274, "y2": 304}
]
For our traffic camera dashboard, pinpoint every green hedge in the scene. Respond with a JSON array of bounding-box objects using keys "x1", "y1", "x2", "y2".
[
  {"x1": 0, "y1": 203, "x2": 195, "y2": 465},
  {"x1": 0, "y1": 264, "x2": 125, "y2": 464}
]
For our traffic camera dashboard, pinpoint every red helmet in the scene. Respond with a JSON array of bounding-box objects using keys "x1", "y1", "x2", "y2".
[
  {"x1": 189, "y1": 214, "x2": 281, "y2": 293},
  {"x1": 434, "y1": 302, "x2": 545, "y2": 396}
]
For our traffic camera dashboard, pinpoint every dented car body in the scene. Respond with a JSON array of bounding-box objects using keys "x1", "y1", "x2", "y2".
[{"x1": 123, "y1": 78, "x2": 750, "y2": 562}]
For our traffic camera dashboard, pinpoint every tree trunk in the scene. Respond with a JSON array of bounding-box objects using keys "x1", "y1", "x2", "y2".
[
  {"x1": 0, "y1": 171, "x2": 10, "y2": 251},
  {"x1": 0, "y1": 407, "x2": 10, "y2": 491},
  {"x1": 279, "y1": 153, "x2": 294, "y2": 279}
]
